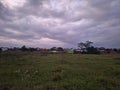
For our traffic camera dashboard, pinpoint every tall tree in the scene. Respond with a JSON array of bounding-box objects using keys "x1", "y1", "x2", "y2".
[
  {"x1": 78, "y1": 42, "x2": 84, "y2": 49},
  {"x1": 84, "y1": 41, "x2": 93, "y2": 48},
  {"x1": 78, "y1": 41, "x2": 95, "y2": 54},
  {"x1": 78, "y1": 41, "x2": 93, "y2": 49}
]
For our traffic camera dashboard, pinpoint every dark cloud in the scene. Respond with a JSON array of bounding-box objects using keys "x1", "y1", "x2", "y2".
[
  {"x1": 0, "y1": 2, "x2": 13, "y2": 21},
  {"x1": 0, "y1": 0, "x2": 120, "y2": 48}
]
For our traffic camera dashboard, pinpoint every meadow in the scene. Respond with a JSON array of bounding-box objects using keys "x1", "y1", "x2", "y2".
[{"x1": 0, "y1": 51, "x2": 120, "y2": 90}]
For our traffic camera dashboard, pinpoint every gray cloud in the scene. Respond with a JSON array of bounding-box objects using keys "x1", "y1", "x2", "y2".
[
  {"x1": 0, "y1": 0, "x2": 120, "y2": 48},
  {"x1": 0, "y1": 2, "x2": 13, "y2": 21}
]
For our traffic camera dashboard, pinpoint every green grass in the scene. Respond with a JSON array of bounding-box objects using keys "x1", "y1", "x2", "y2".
[{"x1": 0, "y1": 51, "x2": 120, "y2": 90}]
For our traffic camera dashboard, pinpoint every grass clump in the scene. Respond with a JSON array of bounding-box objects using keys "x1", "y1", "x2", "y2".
[{"x1": 51, "y1": 65, "x2": 63, "y2": 81}]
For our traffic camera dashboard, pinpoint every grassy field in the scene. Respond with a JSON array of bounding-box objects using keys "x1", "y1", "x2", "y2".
[{"x1": 0, "y1": 51, "x2": 120, "y2": 90}]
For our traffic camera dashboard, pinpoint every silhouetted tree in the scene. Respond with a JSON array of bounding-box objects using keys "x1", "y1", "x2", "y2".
[
  {"x1": 78, "y1": 42, "x2": 84, "y2": 49},
  {"x1": 50, "y1": 47, "x2": 57, "y2": 51},
  {"x1": 78, "y1": 41, "x2": 100, "y2": 54},
  {"x1": 78, "y1": 41, "x2": 93, "y2": 53},
  {"x1": 78, "y1": 41, "x2": 93, "y2": 49},
  {"x1": 21, "y1": 45, "x2": 27, "y2": 51},
  {"x1": 57, "y1": 47, "x2": 64, "y2": 51},
  {"x1": 28, "y1": 47, "x2": 36, "y2": 52},
  {"x1": 84, "y1": 41, "x2": 93, "y2": 48}
]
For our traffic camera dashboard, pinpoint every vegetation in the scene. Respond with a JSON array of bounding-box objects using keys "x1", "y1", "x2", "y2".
[
  {"x1": 0, "y1": 51, "x2": 120, "y2": 90},
  {"x1": 78, "y1": 41, "x2": 100, "y2": 54}
]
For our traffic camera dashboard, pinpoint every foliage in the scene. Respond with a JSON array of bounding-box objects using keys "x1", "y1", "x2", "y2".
[
  {"x1": 20, "y1": 45, "x2": 28, "y2": 51},
  {"x1": 78, "y1": 41, "x2": 93, "y2": 49},
  {"x1": 78, "y1": 41, "x2": 100, "y2": 54}
]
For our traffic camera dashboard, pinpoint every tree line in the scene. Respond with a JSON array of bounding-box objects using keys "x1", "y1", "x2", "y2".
[{"x1": 0, "y1": 41, "x2": 120, "y2": 54}]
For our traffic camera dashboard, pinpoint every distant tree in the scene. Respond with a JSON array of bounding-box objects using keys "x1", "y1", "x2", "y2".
[
  {"x1": 78, "y1": 41, "x2": 99, "y2": 54},
  {"x1": 28, "y1": 47, "x2": 36, "y2": 52},
  {"x1": 84, "y1": 41, "x2": 93, "y2": 48},
  {"x1": 57, "y1": 47, "x2": 64, "y2": 51},
  {"x1": 21, "y1": 45, "x2": 27, "y2": 51},
  {"x1": 50, "y1": 47, "x2": 57, "y2": 51},
  {"x1": 78, "y1": 41, "x2": 93, "y2": 49},
  {"x1": 78, "y1": 42, "x2": 84, "y2": 49},
  {"x1": 113, "y1": 48, "x2": 117, "y2": 53}
]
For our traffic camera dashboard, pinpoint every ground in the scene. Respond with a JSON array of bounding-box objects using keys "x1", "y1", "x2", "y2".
[{"x1": 0, "y1": 51, "x2": 120, "y2": 90}]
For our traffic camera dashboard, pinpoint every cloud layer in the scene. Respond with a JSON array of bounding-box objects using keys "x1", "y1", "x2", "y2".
[{"x1": 0, "y1": 0, "x2": 120, "y2": 48}]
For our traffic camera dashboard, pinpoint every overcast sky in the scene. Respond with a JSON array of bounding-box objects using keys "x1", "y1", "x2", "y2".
[{"x1": 0, "y1": 0, "x2": 120, "y2": 48}]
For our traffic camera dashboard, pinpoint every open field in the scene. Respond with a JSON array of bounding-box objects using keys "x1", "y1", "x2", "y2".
[{"x1": 0, "y1": 52, "x2": 120, "y2": 90}]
